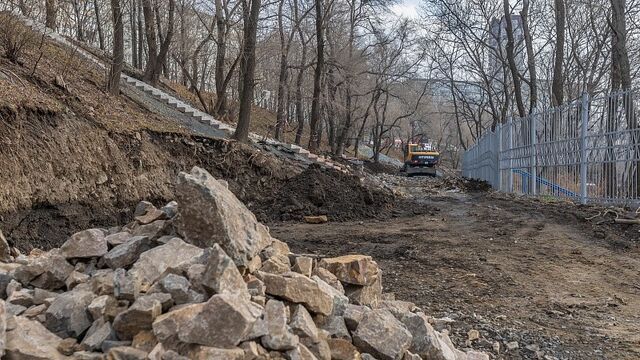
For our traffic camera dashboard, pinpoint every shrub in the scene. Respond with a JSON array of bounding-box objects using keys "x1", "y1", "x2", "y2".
[{"x1": 0, "y1": 12, "x2": 36, "y2": 64}]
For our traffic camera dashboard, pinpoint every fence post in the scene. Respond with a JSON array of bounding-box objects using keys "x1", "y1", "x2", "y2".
[
  {"x1": 496, "y1": 125, "x2": 503, "y2": 191},
  {"x1": 530, "y1": 114, "x2": 537, "y2": 196},
  {"x1": 507, "y1": 117, "x2": 513, "y2": 193},
  {"x1": 579, "y1": 92, "x2": 590, "y2": 204}
]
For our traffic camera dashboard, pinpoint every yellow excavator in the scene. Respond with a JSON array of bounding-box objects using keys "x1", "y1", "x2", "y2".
[{"x1": 402, "y1": 143, "x2": 440, "y2": 176}]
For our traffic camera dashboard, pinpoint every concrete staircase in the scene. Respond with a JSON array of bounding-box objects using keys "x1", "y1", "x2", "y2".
[{"x1": 15, "y1": 13, "x2": 348, "y2": 173}]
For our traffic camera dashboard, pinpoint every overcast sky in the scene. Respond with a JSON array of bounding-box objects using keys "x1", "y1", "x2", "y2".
[{"x1": 390, "y1": 0, "x2": 421, "y2": 19}]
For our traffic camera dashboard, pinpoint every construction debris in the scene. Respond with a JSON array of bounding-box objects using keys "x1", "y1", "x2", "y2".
[{"x1": 0, "y1": 167, "x2": 488, "y2": 360}]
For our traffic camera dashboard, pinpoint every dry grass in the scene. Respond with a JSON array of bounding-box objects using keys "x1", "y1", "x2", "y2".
[{"x1": 0, "y1": 19, "x2": 192, "y2": 136}]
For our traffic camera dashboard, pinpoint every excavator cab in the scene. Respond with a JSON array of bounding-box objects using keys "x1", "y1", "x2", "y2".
[{"x1": 403, "y1": 143, "x2": 439, "y2": 176}]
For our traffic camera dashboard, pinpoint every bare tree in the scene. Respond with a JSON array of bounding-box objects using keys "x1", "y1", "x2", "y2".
[
  {"x1": 108, "y1": 0, "x2": 124, "y2": 95},
  {"x1": 234, "y1": 0, "x2": 261, "y2": 142}
]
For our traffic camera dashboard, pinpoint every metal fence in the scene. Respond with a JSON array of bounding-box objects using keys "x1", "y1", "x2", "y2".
[{"x1": 462, "y1": 89, "x2": 640, "y2": 206}]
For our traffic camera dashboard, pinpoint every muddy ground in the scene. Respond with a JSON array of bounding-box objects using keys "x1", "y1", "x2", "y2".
[{"x1": 271, "y1": 176, "x2": 640, "y2": 360}]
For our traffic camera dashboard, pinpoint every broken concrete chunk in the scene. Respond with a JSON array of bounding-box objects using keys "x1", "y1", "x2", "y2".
[
  {"x1": 175, "y1": 167, "x2": 272, "y2": 267},
  {"x1": 60, "y1": 229, "x2": 108, "y2": 259},
  {"x1": 353, "y1": 309, "x2": 412, "y2": 360},
  {"x1": 262, "y1": 271, "x2": 333, "y2": 316},
  {"x1": 319, "y1": 255, "x2": 379, "y2": 286}
]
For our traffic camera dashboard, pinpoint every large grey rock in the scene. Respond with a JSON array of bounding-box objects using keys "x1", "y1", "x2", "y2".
[
  {"x1": 114, "y1": 268, "x2": 138, "y2": 301},
  {"x1": 290, "y1": 304, "x2": 319, "y2": 341},
  {"x1": 261, "y1": 299, "x2": 299, "y2": 351},
  {"x1": 45, "y1": 289, "x2": 95, "y2": 338},
  {"x1": 261, "y1": 272, "x2": 333, "y2": 316},
  {"x1": 60, "y1": 229, "x2": 107, "y2": 259},
  {"x1": 353, "y1": 309, "x2": 412, "y2": 360},
  {"x1": 105, "y1": 232, "x2": 132, "y2": 247},
  {"x1": 151, "y1": 273, "x2": 204, "y2": 305},
  {"x1": 88, "y1": 295, "x2": 119, "y2": 321},
  {"x1": 113, "y1": 294, "x2": 163, "y2": 340},
  {"x1": 175, "y1": 167, "x2": 272, "y2": 267},
  {"x1": 327, "y1": 338, "x2": 361, "y2": 360},
  {"x1": 287, "y1": 343, "x2": 319, "y2": 360},
  {"x1": 13, "y1": 250, "x2": 74, "y2": 290},
  {"x1": 186, "y1": 345, "x2": 245, "y2": 359},
  {"x1": 312, "y1": 267, "x2": 345, "y2": 294},
  {"x1": 319, "y1": 255, "x2": 380, "y2": 286},
  {"x1": 400, "y1": 312, "x2": 444, "y2": 359},
  {"x1": 81, "y1": 318, "x2": 116, "y2": 351},
  {"x1": 344, "y1": 272, "x2": 382, "y2": 308},
  {"x1": 107, "y1": 346, "x2": 148, "y2": 360},
  {"x1": 343, "y1": 304, "x2": 370, "y2": 331},
  {"x1": 128, "y1": 238, "x2": 204, "y2": 290},
  {"x1": 201, "y1": 244, "x2": 249, "y2": 299},
  {"x1": 0, "y1": 300, "x2": 5, "y2": 357},
  {"x1": 153, "y1": 293, "x2": 257, "y2": 348},
  {"x1": 316, "y1": 315, "x2": 351, "y2": 341},
  {"x1": 5, "y1": 316, "x2": 67, "y2": 359},
  {"x1": 103, "y1": 236, "x2": 151, "y2": 269}
]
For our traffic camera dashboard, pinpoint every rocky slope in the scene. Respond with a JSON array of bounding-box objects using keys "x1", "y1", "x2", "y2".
[{"x1": 0, "y1": 167, "x2": 488, "y2": 360}]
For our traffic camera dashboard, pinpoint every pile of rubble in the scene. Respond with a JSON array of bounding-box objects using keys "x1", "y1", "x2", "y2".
[{"x1": 0, "y1": 167, "x2": 488, "y2": 360}]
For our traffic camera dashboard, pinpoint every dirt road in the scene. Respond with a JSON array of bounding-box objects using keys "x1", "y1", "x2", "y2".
[{"x1": 271, "y1": 176, "x2": 640, "y2": 359}]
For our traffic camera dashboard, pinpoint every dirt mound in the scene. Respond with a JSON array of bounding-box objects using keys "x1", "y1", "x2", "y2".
[
  {"x1": 363, "y1": 160, "x2": 400, "y2": 175},
  {"x1": 254, "y1": 165, "x2": 400, "y2": 222},
  {"x1": 442, "y1": 176, "x2": 492, "y2": 192}
]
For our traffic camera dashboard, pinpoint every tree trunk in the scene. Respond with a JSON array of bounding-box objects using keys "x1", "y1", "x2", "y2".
[
  {"x1": 503, "y1": 0, "x2": 526, "y2": 118},
  {"x1": 274, "y1": 0, "x2": 288, "y2": 140},
  {"x1": 45, "y1": 0, "x2": 57, "y2": 30},
  {"x1": 551, "y1": 0, "x2": 565, "y2": 106},
  {"x1": 213, "y1": 0, "x2": 228, "y2": 117},
  {"x1": 521, "y1": 0, "x2": 537, "y2": 112},
  {"x1": 108, "y1": 0, "x2": 124, "y2": 95},
  {"x1": 137, "y1": 0, "x2": 144, "y2": 69},
  {"x1": 94, "y1": 0, "x2": 105, "y2": 50},
  {"x1": 142, "y1": 0, "x2": 175, "y2": 85},
  {"x1": 233, "y1": 0, "x2": 261, "y2": 142},
  {"x1": 130, "y1": 0, "x2": 138, "y2": 68},
  {"x1": 308, "y1": 0, "x2": 324, "y2": 151}
]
